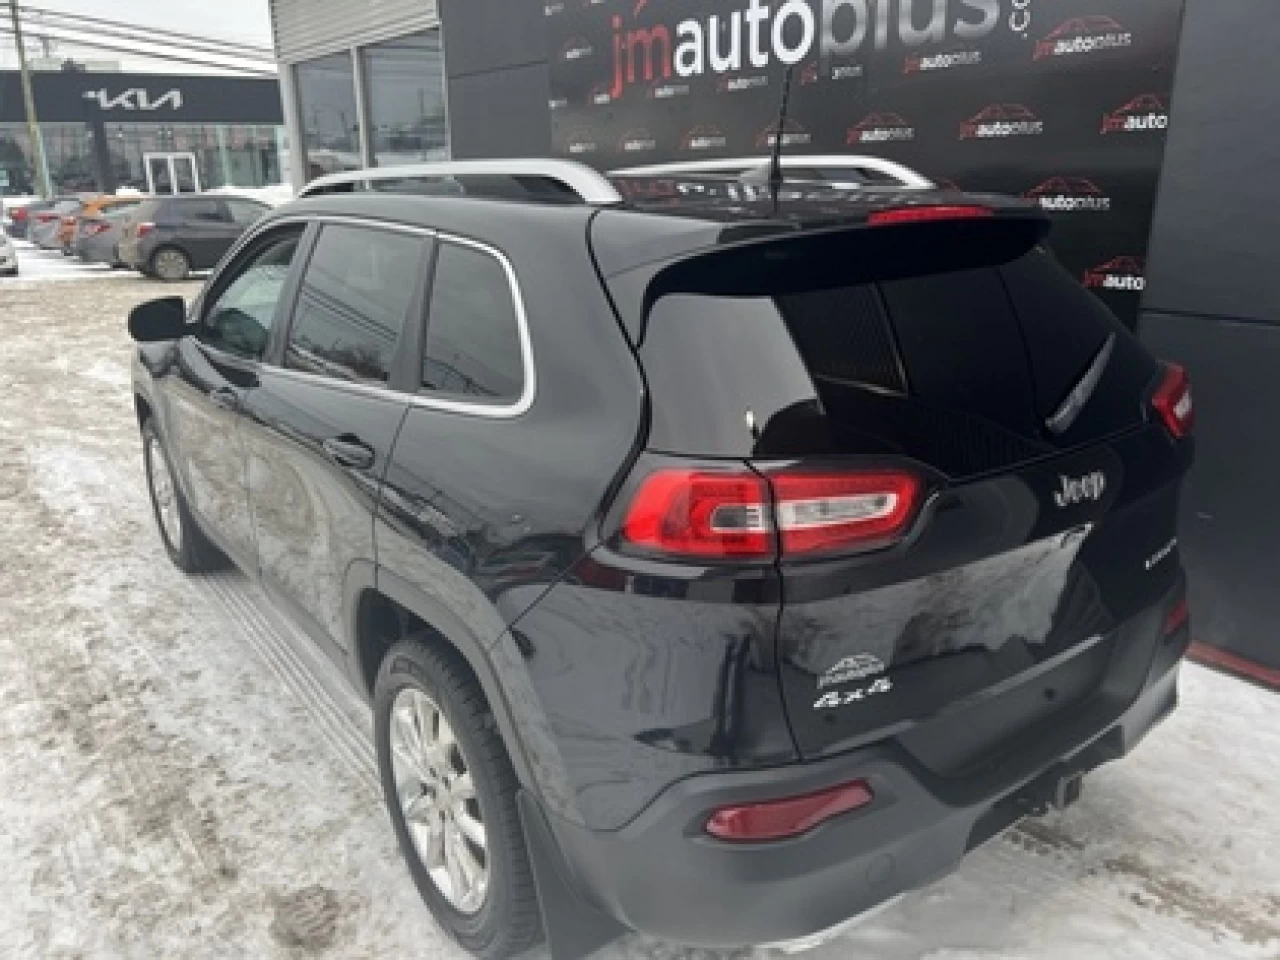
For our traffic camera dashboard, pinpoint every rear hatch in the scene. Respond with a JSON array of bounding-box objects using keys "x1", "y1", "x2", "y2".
[{"x1": 601, "y1": 209, "x2": 1193, "y2": 768}]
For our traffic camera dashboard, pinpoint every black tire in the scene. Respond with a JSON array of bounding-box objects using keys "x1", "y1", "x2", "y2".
[
  {"x1": 140, "y1": 417, "x2": 225, "y2": 573},
  {"x1": 150, "y1": 245, "x2": 190, "y2": 281},
  {"x1": 374, "y1": 640, "x2": 543, "y2": 960}
]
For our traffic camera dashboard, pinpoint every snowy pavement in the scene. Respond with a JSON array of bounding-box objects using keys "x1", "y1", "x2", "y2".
[
  {"x1": 2, "y1": 239, "x2": 136, "y2": 282},
  {"x1": 0, "y1": 276, "x2": 1276, "y2": 960}
]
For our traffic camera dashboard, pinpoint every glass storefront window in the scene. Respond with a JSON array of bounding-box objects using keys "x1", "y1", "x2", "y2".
[
  {"x1": 363, "y1": 30, "x2": 448, "y2": 166},
  {"x1": 296, "y1": 52, "x2": 362, "y2": 179},
  {"x1": 0, "y1": 122, "x2": 285, "y2": 196}
]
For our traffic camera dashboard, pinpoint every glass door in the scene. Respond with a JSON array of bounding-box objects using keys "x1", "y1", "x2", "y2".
[{"x1": 144, "y1": 152, "x2": 201, "y2": 194}]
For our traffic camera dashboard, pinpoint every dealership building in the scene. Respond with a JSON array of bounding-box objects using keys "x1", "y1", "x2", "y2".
[
  {"x1": 0, "y1": 70, "x2": 284, "y2": 196},
  {"x1": 266, "y1": 0, "x2": 1277, "y2": 679}
]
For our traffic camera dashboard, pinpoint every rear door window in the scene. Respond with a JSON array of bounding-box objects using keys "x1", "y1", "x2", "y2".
[
  {"x1": 285, "y1": 224, "x2": 428, "y2": 385},
  {"x1": 421, "y1": 241, "x2": 525, "y2": 402}
]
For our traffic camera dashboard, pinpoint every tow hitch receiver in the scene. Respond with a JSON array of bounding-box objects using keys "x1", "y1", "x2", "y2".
[{"x1": 1015, "y1": 767, "x2": 1085, "y2": 817}]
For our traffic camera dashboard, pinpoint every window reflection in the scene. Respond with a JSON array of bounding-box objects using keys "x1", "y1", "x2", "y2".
[
  {"x1": 364, "y1": 30, "x2": 449, "y2": 166},
  {"x1": 296, "y1": 52, "x2": 362, "y2": 178}
]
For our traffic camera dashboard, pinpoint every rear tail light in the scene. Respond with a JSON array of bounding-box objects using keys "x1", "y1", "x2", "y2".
[
  {"x1": 771, "y1": 471, "x2": 921, "y2": 556},
  {"x1": 36, "y1": 212, "x2": 57, "y2": 223},
  {"x1": 12, "y1": 207, "x2": 27, "y2": 222},
  {"x1": 1164, "y1": 597, "x2": 1190, "y2": 636},
  {"x1": 1152, "y1": 363, "x2": 1193, "y2": 439},
  {"x1": 622, "y1": 470, "x2": 772, "y2": 559},
  {"x1": 868, "y1": 205, "x2": 993, "y2": 226},
  {"x1": 706, "y1": 779, "x2": 874, "y2": 841},
  {"x1": 620, "y1": 467, "x2": 922, "y2": 560},
  {"x1": 87, "y1": 221, "x2": 111, "y2": 236},
  {"x1": 136, "y1": 222, "x2": 156, "y2": 238}
]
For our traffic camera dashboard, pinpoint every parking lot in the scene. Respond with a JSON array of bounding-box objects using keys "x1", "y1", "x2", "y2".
[{"x1": 0, "y1": 272, "x2": 1276, "y2": 960}]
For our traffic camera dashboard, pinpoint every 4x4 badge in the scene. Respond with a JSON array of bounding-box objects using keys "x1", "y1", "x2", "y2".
[{"x1": 814, "y1": 678, "x2": 893, "y2": 710}]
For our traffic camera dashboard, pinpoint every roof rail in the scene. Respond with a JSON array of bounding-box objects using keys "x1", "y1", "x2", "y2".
[
  {"x1": 298, "y1": 159, "x2": 625, "y2": 204},
  {"x1": 609, "y1": 155, "x2": 934, "y2": 190}
]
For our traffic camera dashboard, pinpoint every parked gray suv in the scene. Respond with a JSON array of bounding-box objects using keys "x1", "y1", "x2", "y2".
[{"x1": 118, "y1": 195, "x2": 270, "y2": 280}]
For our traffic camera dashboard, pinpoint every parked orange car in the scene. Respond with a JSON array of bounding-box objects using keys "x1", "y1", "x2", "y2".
[{"x1": 58, "y1": 195, "x2": 146, "y2": 255}]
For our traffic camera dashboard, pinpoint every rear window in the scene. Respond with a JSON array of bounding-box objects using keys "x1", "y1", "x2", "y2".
[{"x1": 641, "y1": 240, "x2": 1149, "y2": 470}]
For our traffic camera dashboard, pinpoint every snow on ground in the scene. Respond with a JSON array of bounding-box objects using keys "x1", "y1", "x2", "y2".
[
  {"x1": 3, "y1": 240, "x2": 134, "y2": 283},
  {"x1": 0, "y1": 276, "x2": 1276, "y2": 960}
]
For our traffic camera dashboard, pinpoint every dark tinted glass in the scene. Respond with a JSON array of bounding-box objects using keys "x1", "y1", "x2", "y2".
[
  {"x1": 170, "y1": 199, "x2": 223, "y2": 222},
  {"x1": 201, "y1": 232, "x2": 301, "y2": 359},
  {"x1": 286, "y1": 225, "x2": 426, "y2": 384},
  {"x1": 422, "y1": 243, "x2": 524, "y2": 401},
  {"x1": 296, "y1": 52, "x2": 360, "y2": 177}
]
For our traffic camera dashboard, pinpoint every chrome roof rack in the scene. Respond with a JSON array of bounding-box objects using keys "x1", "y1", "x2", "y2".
[
  {"x1": 610, "y1": 155, "x2": 934, "y2": 190},
  {"x1": 298, "y1": 159, "x2": 625, "y2": 204}
]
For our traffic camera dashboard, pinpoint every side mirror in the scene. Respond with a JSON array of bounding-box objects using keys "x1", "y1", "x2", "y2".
[{"x1": 128, "y1": 296, "x2": 187, "y2": 342}]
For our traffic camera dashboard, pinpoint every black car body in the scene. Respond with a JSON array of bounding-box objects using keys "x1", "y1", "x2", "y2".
[
  {"x1": 118, "y1": 194, "x2": 271, "y2": 280},
  {"x1": 129, "y1": 163, "x2": 1194, "y2": 958}
]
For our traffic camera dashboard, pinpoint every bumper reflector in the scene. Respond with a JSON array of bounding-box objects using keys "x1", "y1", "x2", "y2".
[{"x1": 705, "y1": 779, "x2": 874, "y2": 842}]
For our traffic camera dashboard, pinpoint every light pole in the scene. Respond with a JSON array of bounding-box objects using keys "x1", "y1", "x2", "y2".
[{"x1": 7, "y1": 0, "x2": 51, "y2": 197}]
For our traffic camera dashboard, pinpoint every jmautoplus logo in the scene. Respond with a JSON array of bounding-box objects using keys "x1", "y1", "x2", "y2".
[
  {"x1": 1101, "y1": 94, "x2": 1170, "y2": 134},
  {"x1": 560, "y1": 36, "x2": 594, "y2": 61},
  {"x1": 718, "y1": 74, "x2": 770, "y2": 93},
  {"x1": 847, "y1": 111, "x2": 915, "y2": 143},
  {"x1": 1034, "y1": 15, "x2": 1132, "y2": 60},
  {"x1": 1025, "y1": 177, "x2": 1112, "y2": 212},
  {"x1": 757, "y1": 119, "x2": 812, "y2": 148},
  {"x1": 682, "y1": 124, "x2": 728, "y2": 151},
  {"x1": 566, "y1": 131, "x2": 599, "y2": 155},
  {"x1": 608, "y1": 0, "x2": 1006, "y2": 100},
  {"x1": 959, "y1": 103, "x2": 1043, "y2": 139},
  {"x1": 619, "y1": 129, "x2": 658, "y2": 152},
  {"x1": 1084, "y1": 256, "x2": 1145, "y2": 292},
  {"x1": 904, "y1": 49, "x2": 982, "y2": 73}
]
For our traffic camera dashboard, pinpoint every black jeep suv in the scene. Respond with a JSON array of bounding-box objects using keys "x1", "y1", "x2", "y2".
[{"x1": 129, "y1": 160, "x2": 1194, "y2": 960}]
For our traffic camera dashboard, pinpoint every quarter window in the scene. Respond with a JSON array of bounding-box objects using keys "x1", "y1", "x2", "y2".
[
  {"x1": 200, "y1": 231, "x2": 302, "y2": 359},
  {"x1": 422, "y1": 243, "x2": 524, "y2": 402},
  {"x1": 285, "y1": 224, "x2": 427, "y2": 384},
  {"x1": 177, "y1": 199, "x2": 225, "y2": 223},
  {"x1": 226, "y1": 199, "x2": 269, "y2": 226}
]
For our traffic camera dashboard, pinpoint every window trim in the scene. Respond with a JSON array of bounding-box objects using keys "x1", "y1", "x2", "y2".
[
  {"x1": 418, "y1": 234, "x2": 532, "y2": 412},
  {"x1": 218, "y1": 213, "x2": 537, "y2": 419}
]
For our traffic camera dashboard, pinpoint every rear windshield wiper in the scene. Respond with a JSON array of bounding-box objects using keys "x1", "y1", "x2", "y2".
[{"x1": 1045, "y1": 333, "x2": 1116, "y2": 435}]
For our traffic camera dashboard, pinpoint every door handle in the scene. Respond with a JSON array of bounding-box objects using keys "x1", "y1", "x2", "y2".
[
  {"x1": 208, "y1": 386, "x2": 241, "y2": 412},
  {"x1": 322, "y1": 435, "x2": 375, "y2": 470}
]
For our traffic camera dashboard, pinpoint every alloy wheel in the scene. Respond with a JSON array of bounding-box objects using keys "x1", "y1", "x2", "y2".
[
  {"x1": 147, "y1": 435, "x2": 183, "y2": 552},
  {"x1": 389, "y1": 688, "x2": 489, "y2": 914}
]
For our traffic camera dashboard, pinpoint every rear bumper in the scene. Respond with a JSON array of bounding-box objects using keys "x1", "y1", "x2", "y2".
[{"x1": 539, "y1": 635, "x2": 1185, "y2": 948}]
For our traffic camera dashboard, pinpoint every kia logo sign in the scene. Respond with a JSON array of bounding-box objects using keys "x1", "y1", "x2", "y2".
[{"x1": 83, "y1": 88, "x2": 184, "y2": 111}]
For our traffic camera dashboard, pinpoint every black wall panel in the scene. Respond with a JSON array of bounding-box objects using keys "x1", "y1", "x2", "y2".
[
  {"x1": 1144, "y1": 1, "x2": 1280, "y2": 323},
  {"x1": 446, "y1": 64, "x2": 552, "y2": 159},
  {"x1": 440, "y1": 0, "x2": 548, "y2": 79}
]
